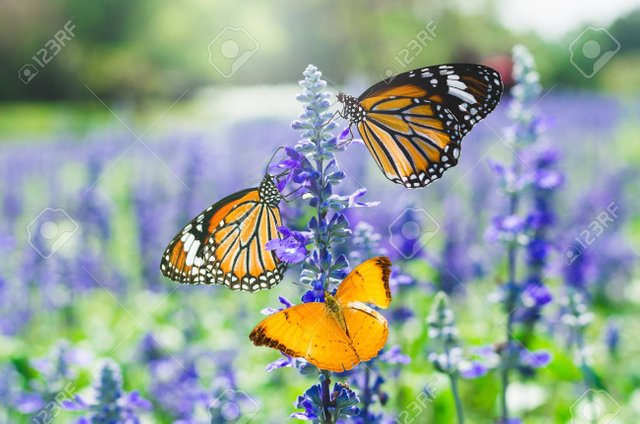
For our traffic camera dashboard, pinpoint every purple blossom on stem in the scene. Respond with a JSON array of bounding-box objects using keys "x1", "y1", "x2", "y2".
[
  {"x1": 266, "y1": 226, "x2": 311, "y2": 264},
  {"x1": 63, "y1": 359, "x2": 151, "y2": 423},
  {"x1": 488, "y1": 45, "x2": 557, "y2": 423},
  {"x1": 426, "y1": 292, "x2": 467, "y2": 422}
]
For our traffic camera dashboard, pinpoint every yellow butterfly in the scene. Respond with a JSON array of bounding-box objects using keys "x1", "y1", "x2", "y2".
[{"x1": 250, "y1": 257, "x2": 392, "y2": 372}]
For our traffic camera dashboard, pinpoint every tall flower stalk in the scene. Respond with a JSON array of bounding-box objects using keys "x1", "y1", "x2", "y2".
[
  {"x1": 63, "y1": 360, "x2": 151, "y2": 423},
  {"x1": 488, "y1": 45, "x2": 556, "y2": 423},
  {"x1": 267, "y1": 65, "x2": 377, "y2": 423}
]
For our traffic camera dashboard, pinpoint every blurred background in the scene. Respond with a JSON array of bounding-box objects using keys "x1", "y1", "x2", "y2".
[{"x1": 1, "y1": 0, "x2": 639, "y2": 423}]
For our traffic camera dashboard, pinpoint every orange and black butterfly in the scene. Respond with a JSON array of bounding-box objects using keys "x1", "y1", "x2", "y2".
[
  {"x1": 337, "y1": 64, "x2": 503, "y2": 188},
  {"x1": 160, "y1": 174, "x2": 286, "y2": 292},
  {"x1": 250, "y1": 257, "x2": 392, "y2": 372}
]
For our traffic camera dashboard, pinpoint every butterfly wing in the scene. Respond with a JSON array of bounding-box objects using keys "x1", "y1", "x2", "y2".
[
  {"x1": 161, "y1": 183, "x2": 286, "y2": 291},
  {"x1": 160, "y1": 187, "x2": 255, "y2": 284},
  {"x1": 355, "y1": 64, "x2": 503, "y2": 188},
  {"x1": 335, "y1": 256, "x2": 392, "y2": 308},
  {"x1": 250, "y1": 302, "x2": 360, "y2": 372},
  {"x1": 342, "y1": 302, "x2": 388, "y2": 362},
  {"x1": 204, "y1": 199, "x2": 285, "y2": 291}
]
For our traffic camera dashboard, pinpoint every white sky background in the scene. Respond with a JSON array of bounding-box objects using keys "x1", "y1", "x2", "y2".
[{"x1": 457, "y1": 0, "x2": 640, "y2": 40}]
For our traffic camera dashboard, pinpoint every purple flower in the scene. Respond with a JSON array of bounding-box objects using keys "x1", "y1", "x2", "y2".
[
  {"x1": 268, "y1": 147, "x2": 310, "y2": 191},
  {"x1": 459, "y1": 361, "x2": 489, "y2": 379},
  {"x1": 522, "y1": 280, "x2": 553, "y2": 308},
  {"x1": 379, "y1": 346, "x2": 411, "y2": 365},
  {"x1": 64, "y1": 360, "x2": 151, "y2": 423},
  {"x1": 292, "y1": 381, "x2": 360, "y2": 421},
  {"x1": 519, "y1": 349, "x2": 552, "y2": 369},
  {"x1": 265, "y1": 226, "x2": 310, "y2": 264},
  {"x1": 260, "y1": 296, "x2": 293, "y2": 315},
  {"x1": 301, "y1": 279, "x2": 325, "y2": 303},
  {"x1": 345, "y1": 188, "x2": 380, "y2": 208}
]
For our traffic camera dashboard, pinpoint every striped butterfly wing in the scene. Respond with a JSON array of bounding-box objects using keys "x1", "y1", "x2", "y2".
[
  {"x1": 351, "y1": 64, "x2": 503, "y2": 188},
  {"x1": 160, "y1": 176, "x2": 286, "y2": 292},
  {"x1": 203, "y1": 196, "x2": 286, "y2": 291},
  {"x1": 160, "y1": 188, "x2": 255, "y2": 284}
]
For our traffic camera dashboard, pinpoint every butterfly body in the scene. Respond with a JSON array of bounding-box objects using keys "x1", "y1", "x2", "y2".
[
  {"x1": 338, "y1": 63, "x2": 503, "y2": 188},
  {"x1": 250, "y1": 257, "x2": 392, "y2": 372},
  {"x1": 160, "y1": 174, "x2": 286, "y2": 292}
]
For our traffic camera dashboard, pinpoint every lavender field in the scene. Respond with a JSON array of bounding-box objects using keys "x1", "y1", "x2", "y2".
[{"x1": 1, "y1": 42, "x2": 638, "y2": 423}]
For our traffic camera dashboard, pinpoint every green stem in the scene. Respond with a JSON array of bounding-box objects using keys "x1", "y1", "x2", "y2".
[
  {"x1": 321, "y1": 371, "x2": 334, "y2": 424},
  {"x1": 449, "y1": 373, "x2": 465, "y2": 424},
  {"x1": 501, "y1": 169, "x2": 520, "y2": 422},
  {"x1": 444, "y1": 343, "x2": 465, "y2": 424}
]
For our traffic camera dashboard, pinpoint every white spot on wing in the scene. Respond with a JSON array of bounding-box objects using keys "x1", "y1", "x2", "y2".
[
  {"x1": 185, "y1": 240, "x2": 201, "y2": 266},
  {"x1": 449, "y1": 87, "x2": 477, "y2": 104}
]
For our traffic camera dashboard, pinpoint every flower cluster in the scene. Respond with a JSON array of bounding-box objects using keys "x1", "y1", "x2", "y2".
[
  {"x1": 487, "y1": 45, "x2": 555, "y2": 423},
  {"x1": 293, "y1": 378, "x2": 360, "y2": 422},
  {"x1": 265, "y1": 65, "x2": 380, "y2": 422},
  {"x1": 63, "y1": 360, "x2": 151, "y2": 423}
]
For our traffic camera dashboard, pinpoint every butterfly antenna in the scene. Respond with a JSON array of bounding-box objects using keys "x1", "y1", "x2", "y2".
[
  {"x1": 290, "y1": 280, "x2": 308, "y2": 289},
  {"x1": 265, "y1": 146, "x2": 287, "y2": 175},
  {"x1": 320, "y1": 110, "x2": 340, "y2": 128},
  {"x1": 282, "y1": 185, "x2": 305, "y2": 203}
]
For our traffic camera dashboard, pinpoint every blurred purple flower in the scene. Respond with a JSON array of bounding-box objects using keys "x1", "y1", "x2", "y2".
[
  {"x1": 64, "y1": 360, "x2": 151, "y2": 423},
  {"x1": 379, "y1": 346, "x2": 410, "y2": 365},
  {"x1": 459, "y1": 361, "x2": 489, "y2": 379},
  {"x1": 519, "y1": 349, "x2": 552, "y2": 369}
]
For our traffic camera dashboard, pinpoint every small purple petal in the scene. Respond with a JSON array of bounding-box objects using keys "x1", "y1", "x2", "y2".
[
  {"x1": 520, "y1": 350, "x2": 552, "y2": 368},
  {"x1": 459, "y1": 361, "x2": 489, "y2": 379}
]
